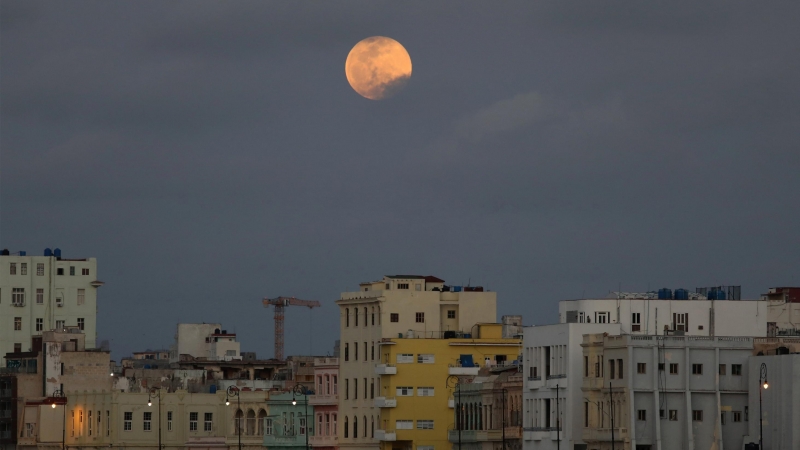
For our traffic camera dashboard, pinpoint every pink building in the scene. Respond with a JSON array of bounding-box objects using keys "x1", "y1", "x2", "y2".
[{"x1": 310, "y1": 357, "x2": 339, "y2": 450}]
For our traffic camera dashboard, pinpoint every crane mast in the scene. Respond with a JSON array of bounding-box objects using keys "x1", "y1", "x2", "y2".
[{"x1": 262, "y1": 296, "x2": 321, "y2": 360}]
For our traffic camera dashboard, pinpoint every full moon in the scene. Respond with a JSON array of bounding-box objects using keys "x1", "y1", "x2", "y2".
[{"x1": 345, "y1": 36, "x2": 412, "y2": 100}]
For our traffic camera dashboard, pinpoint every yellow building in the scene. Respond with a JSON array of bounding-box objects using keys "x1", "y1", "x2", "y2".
[{"x1": 373, "y1": 323, "x2": 521, "y2": 450}]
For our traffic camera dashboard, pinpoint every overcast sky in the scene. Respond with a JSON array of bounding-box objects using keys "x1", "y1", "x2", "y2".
[{"x1": 2, "y1": 1, "x2": 799, "y2": 360}]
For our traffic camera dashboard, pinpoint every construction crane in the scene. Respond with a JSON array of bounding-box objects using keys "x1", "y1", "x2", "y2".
[{"x1": 262, "y1": 296, "x2": 321, "y2": 361}]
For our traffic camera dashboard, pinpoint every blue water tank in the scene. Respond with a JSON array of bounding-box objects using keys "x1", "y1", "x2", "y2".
[
  {"x1": 708, "y1": 289, "x2": 726, "y2": 300},
  {"x1": 674, "y1": 289, "x2": 689, "y2": 300},
  {"x1": 53, "y1": 248, "x2": 62, "y2": 258},
  {"x1": 453, "y1": 286, "x2": 462, "y2": 292},
  {"x1": 19, "y1": 251, "x2": 26, "y2": 256},
  {"x1": 658, "y1": 288, "x2": 673, "y2": 300},
  {"x1": 44, "y1": 248, "x2": 52, "y2": 257},
  {"x1": 210, "y1": 385, "x2": 217, "y2": 394},
  {"x1": 144, "y1": 364, "x2": 151, "y2": 369}
]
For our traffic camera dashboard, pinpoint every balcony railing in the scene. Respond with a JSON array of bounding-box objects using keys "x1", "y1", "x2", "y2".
[
  {"x1": 447, "y1": 429, "x2": 502, "y2": 443},
  {"x1": 374, "y1": 397, "x2": 397, "y2": 408},
  {"x1": 375, "y1": 429, "x2": 396, "y2": 441},
  {"x1": 546, "y1": 374, "x2": 566, "y2": 379},
  {"x1": 582, "y1": 427, "x2": 628, "y2": 442},
  {"x1": 375, "y1": 364, "x2": 397, "y2": 375}
]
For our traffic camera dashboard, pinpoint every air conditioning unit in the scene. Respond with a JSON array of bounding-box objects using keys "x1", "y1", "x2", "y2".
[{"x1": 56, "y1": 299, "x2": 64, "y2": 307}]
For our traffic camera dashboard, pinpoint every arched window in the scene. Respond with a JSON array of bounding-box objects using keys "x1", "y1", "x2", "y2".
[
  {"x1": 258, "y1": 409, "x2": 267, "y2": 435},
  {"x1": 344, "y1": 343, "x2": 349, "y2": 361},
  {"x1": 345, "y1": 308, "x2": 349, "y2": 327},
  {"x1": 363, "y1": 416, "x2": 367, "y2": 438},
  {"x1": 371, "y1": 307, "x2": 375, "y2": 325},
  {"x1": 325, "y1": 374, "x2": 330, "y2": 395},
  {"x1": 355, "y1": 308, "x2": 359, "y2": 326},
  {"x1": 353, "y1": 416, "x2": 358, "y2": 438},
  {"x1": 333, "y1": 414, "x2": 337, "y2": 436},
  {"x1": 371, "y1": 415, "x2": 375, "y2": 438},
  {"x1": 234, "y1": 409, "x2": 244, "y2": 435},
  {"x1": 247, "y1": 410, "x2": 256, "y2": 435},
  {"x1": 344, "y1": 416, "x2": 348, "y2": 438}
]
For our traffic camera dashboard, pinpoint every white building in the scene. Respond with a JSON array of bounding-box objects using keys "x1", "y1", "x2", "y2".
[
  {"x1": 581, "y1": 333, "x2": 754, "y2": 450},
  {"x1": 745, "y1": 343, "x2": 800, "y2": 450},
  {"x1": 336, "y1": 275, "x2": 498, "y2": 450},
  {"x1": 170, "y1": 323, "x2": 241, "y2": 362},
  {"x1": 521, "y1": 323, "x2": 620, "y2": 450},
  {"x1": 0, "y1": 249, "x2": 102, "y2": 361},
  {"x1": 559, "y1": 295, "x2": 768, "y2": 337}
]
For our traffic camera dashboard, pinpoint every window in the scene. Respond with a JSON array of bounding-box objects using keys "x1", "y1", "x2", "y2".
[
  {"x1": 82, "y1": 268, "x2": 90, "y2": 275},
  {"x1": 595, "y1": 312, "x2": 609, "y2": 323},
  {"x1": 372, "y1": 308, "x2": 375, "y2": 325},
  {"x1": 345, "y1": 308, "x2": 349, "y2": 327},
  {"x1": 370, "y1": 379, "x2": 374, "y2": 398},
  {"x1": 397, "y1": 283, "x2": 409, "y2": 289},
  {"x1": 416, "y1": 420, "x2": 434, "y2": 429},
  {"x1": 674, "y1": 313, "x2": 688, "y2": 331},
  {"x1": 56, "y1": 320, "x2": 65, "y2": 329},
  {"x1": 371, "y1": 342, "x2": 375, "y2": 360},
  {"x1": 9, "y1": 263, "x2": 16, "y2": 275},
  {"x1": 417, "y1": 354, "x2": 435, "y2": 364},
  {"x1": 265, "y1": 418, "x2": 272, "y2": 435},
  {"x1": 12, "y1": 288, "x2": 24, "y2": 306},
  {"x1": 391, "y1": 313, "x2": 399, "y2": 322},
  {"x1": 14, "y1": 317, "x2": 21, "y2": 331},
  {"x1": 669, "y1": 410, "x2": 678, "y2": 421},
  {"x1": 344, "y1": 417, "x2": 348, "y2": 438},
  {"x1": 364, "y1": 342, "x2": 367, "y2": 361},
  {"x1": 732, "y1": 364, "x2": 742, "y2": 376},
  {"x1": 107, "y1": 411, "x2": 110, "y2": 436},
  {"x1": 415, "y1": 283, "x2": 421, "y2": 291},
  {"x1": 354, "y1": 342, "x2": 358, "y2": 360},
  {"x1": 417, "y1": 387, "x2": 434, "y2": 396},
  {"x1": 618, "y1": 359, "x2": 623, "y2": 379},
  {"x1": 669, "y1": 363, "x2": 679, "y2": 374},
  {"x1": 354, "y1": 379, "x2": 358, "y2": 399},
  {"x1": 77, "y1": 289, "x2": 85, "y2": 305},
  {"x1": 345, "y1": 379, "x2": 349, "y2": 399},
  {"x1": 692, "y1": 364, "x2": 703, "y2": 375},
  {"x1": 631, "y1": 312, "x2": 641, "y2": 332},
  {"x1": 36, "y1": 318, "x2": 43, "y2": 332},
  {"x1": 658, "y1": 363, "x2": 665, "y2": 371},
  {"x1": 415, "y1": 312, "x2": 424, "y2": 323},
  {"x1": 585, "y1": 402, "x2": 589, "y2": 427},
  {"x1": 719, "y1": 364, "x2": 726, "y2": 375},
  {"x1": 88, "y1": 410, "x2": 92, "y2": 435},
  {"x1": 355, "y1": 309, "x2": 358, "y2": 326},
  {"x1": 36, "y1": 289, "x2": 44, "y2": 304},
  {"x1": 733, "y1": 411, "x2": 742, "y2": 422},
  {"x1": 300, "y1": 417, "x2": 306, "y2": 435},
  {"x1": 70, "y1": 266, "x2": 75, "y2": 276},
  {"x1": 353, "y1": 415, "x2": 357, "y2": 437},
  {"x1": 692, "y1": 410, "x2": 703, "y2": 422},
  {"x1": 21, "y1": 263, "x2": 27, "y2": 275},
  {"x1": 637, "y1": 410, "x2": 646, "y2": 421},
  {"x1": 124, "y1": 412, "x2": 132, "y2": 431},
  {"x1": 363, "y1": 307, "x2": 368, "y2": 326},
  {"x1": 344, "y1": 343, "x2": 349, "y2": 361},
  {"x1": 204, "y1": 413, "x2": 212, "y2": 431},
  {"x1": 168, "y1": 411, "x2": 173, "y2": 431},
  {"x1": 447, "y1": 310, "x2": 456, "y2": 319},
  {"x1": 584, "y1": 356, "x2": 589, "y2": 377},
  {"x1": 721, "y1": 412, "x2": 726, "y2": 425},
  {"x1": 189, "y1": 412, "x2": 198, "y2": 431},
  {"x1": 396, "y1": 386, "x2": 413, "y2": 396},
  {"x1": 37, "y1": 263, "x2": 44, "y2": 276},
  {"x1": 637, "y1": 363, "x2": 646, "y2": 374},
  {"x1": 364, "y1": 377, "x2": 367, "y2": 398},
  {"x1": 396, "y1": 354, "x2": 414, "y2": 364},
  {"x1": 144, "y1": 411, "x2": 152, "y2": 431},
  {"x1": 609, "y1": 360, "x2": 615, "y2": 379},
  {"x1": 396, "y1": 420, "x2": 413, "y2": 429},
  {"x1": 57, "y1": 268, "x2": 64, "y2": 275},
  {"x1": 745, "y1": 406, "x2": 749, "y2": 421},
  {"x1": 78, "y1": 318, "x2": 85, "y2": 330},
  {"x1": 660, "y1": 409, "x2": 666, "y2": 419}
]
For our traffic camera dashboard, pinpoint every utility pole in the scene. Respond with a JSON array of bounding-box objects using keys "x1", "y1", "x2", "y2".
[{"x1": 555, "y1": 384, "x2": 560, "y2": 450}]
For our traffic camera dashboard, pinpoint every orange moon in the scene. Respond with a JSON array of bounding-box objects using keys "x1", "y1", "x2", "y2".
[{"x1": 345, "y1": 36, "x2": 412, "y2": 100}]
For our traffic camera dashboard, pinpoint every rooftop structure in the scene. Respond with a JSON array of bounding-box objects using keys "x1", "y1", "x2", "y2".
[{"x1": 170, "y1": 323, "x2": 241, "y2": 363}]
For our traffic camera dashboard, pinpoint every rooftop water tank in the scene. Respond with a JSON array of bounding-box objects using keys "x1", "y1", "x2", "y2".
[
  {"x1": 53, "y1": 248, "x2": 62, "y2": 258},
  {"x1": 44, "y1": 248, "x2": 52, "y2": 257},
  {"x1": 674, "y1": 289, "x2": 689, "y2": 300},
  {"x1": 708, "y1": 289, "x2": 726, "y2": 300},
  {"x1": 658, "y1": 288, "x2": 673, "y2": 300},
  {"x1": 453, "y1": 286, "x2": 462, "y2": 292}
]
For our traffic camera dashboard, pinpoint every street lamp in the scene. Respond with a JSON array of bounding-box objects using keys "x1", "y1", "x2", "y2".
[
  {"x1": 292, "y1": 384, "x2": 310, "y2": 450},
  {"x1": 52, "y1": 389, "x2": 66, "y2": 450},
  {"x1": 227, "y1": 386, "x2": 242, "y2": 450},
  {"x1": 147, "y1": 387, "x2": 162, "y2": 450},
  {"x1": 759, "y1": 363, "x2": 768, "y2": 450},
  {"x1": 446, "y1": 375, "x2": 461, "y2": 450}
]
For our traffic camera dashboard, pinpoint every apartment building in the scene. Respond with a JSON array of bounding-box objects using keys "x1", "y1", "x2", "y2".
[
  {"x1": 310, "y1": 357, "x2": 339, "y2": 450},
  {"x1": 373, "y1": 324, "x2": 520, "y2": 450},
  {"x1": 559, "y1": 293, "x2": 767, "y2": 337},
  {"x1": 264, "y1": 391, "x2": 315, "y2": 450},
  {"x1": 580, "y1": 333, "x2": 755, "y2": 450},
  {"x1": 521, "y1": 323, "x2": 620, "y2": 450},
  {"x1": 170, "y1": 323, "x2": 241, "y2": 362},
  {"x1": 336, "y1": 275, "x2": 498, "y2": 450},
  {"x1": 762, "y1": 287, "x2": 800, "y2": 336},
  {"x1": 0, "y1": 249, "x2": 102, "y2": 361}
]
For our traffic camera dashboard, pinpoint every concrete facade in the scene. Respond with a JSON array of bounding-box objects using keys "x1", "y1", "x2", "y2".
[
  {"x1": 336, "y1": 275, "x2": 498, "y2": 450},
  {"x1": 521, "y1": 323, "x2": 620, "y2": 450},
  {"x1": 310, "y1": 357, "x2": 339, "y2": 450},
  {"x1": 171, "y1": 324, "x2": 241, "y2": 363},
  {"x1": 1, "y1": 252, "x2": 102, "y2": 362},
  {"x1": 746, "y1": 352, "x2": 800, "y2": 450},
  {"x1": 559, "y1": 298, "x2": 768, "y2": 337}
]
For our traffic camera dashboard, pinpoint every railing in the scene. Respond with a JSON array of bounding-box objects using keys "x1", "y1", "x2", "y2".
[
  {"x1": 309, "y1": 434, "x2": 337, "y2": 445},
  {"x1": 0, "y1": 367, "x2": 37, "y2": 374},
  {"x1": 523, "y1": 427, "x2": 561, "y2": 432},
  {"x1": 546, "y1": 374, "x2": 566, "y2": 379},
  {"x1": 527, "y1": 376, "x2": 541, "y2": 381}
]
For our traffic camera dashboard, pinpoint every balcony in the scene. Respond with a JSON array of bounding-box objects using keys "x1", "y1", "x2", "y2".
[
  {"x1": 448, "y1": 366, "x2": 480, "y2": 376},
  {"x1": 309, "y1": 394, "x2": 338, "y2": 406},
  {"x1": 374, "y1": 397, "x2": 397, "y2": 408},
  {"x1": 375, "y1": 364, "x2": 397, "y2": 375},
  {"x1": 309, "y1": 434, "x2": 338, "y2": 446},
  {"x1": 375, "y1": 429, "x2": 396, "y2": 441},
  {"x1": 582, "y1": 427, "x2": 628, "y2": 442}
]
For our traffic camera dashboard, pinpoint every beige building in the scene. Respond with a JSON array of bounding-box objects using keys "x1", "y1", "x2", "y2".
[
  {"x1": 0, "y1": 249, "x2": 103, "y2": 362},
  {"x1": 336, "y1": 275, "x2": 498, "y2": 450},
  {"x1": 170, "y1": 324, "x2": 241, "y2": 363}
]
